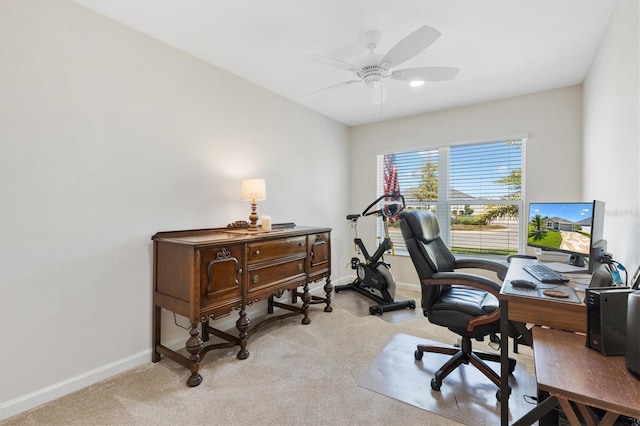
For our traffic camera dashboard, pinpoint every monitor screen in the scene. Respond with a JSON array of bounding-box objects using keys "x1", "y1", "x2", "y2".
[{"x1": 527, "y1": 201, "x2": 605, "y2": 258}]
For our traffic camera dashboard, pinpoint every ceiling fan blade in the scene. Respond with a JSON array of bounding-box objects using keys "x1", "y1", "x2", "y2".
[
  {"x1": 391, "y1": 66, "x2": 459, "y2": 81},
  {"x1": 299, "y1": 52, "x2": 360, "y2": 73},
  {"x1": 381, "y1": 26, "x2": 441, "y2": 68},
  {"x1": 304, "y1": 80, "x2": 361, "y2": 97}
]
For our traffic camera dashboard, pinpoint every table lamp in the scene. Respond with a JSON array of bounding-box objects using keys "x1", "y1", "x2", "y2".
[{"x1": 241, "y1": 178, "x2": 266, "y2": 230}]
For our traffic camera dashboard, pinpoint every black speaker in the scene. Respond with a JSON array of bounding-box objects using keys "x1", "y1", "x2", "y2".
[
  {"x1": 626, "y1": 291, "x2": 640, "y2": 378},
  {"x1": 569, "y1": 254, "x2": 585, "y2": 267},
  {"x1": 586, "y1": 287, "x2": 635, "y2": 355}
]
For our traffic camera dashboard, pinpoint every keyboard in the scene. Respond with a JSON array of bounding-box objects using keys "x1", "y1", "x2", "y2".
[{"x1": 522, "y1": 264, "x2": 570, "y2": 284}]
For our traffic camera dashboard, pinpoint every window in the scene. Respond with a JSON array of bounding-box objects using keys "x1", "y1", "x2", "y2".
[{"x1": 378, "y1": 139, "x2": 525, "y2": 257}]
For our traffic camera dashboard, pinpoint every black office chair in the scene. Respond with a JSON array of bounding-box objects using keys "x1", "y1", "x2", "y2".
[{"x1": 398, "y1": 209, "x2": 516, "y2": 399}]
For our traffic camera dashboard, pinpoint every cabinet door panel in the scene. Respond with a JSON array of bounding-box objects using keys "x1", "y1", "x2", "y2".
[
  {"x1": 308, "y1": 233, "x2": 330, "y2": 277},
  {"x1": 199, "y1": 246, "x2": 243, "y2": 311}
]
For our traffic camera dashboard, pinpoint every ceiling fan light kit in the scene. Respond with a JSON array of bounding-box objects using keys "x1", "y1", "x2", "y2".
[
  {"x1": 302, "y1": 25, "x2": 459, "y2": 105},
  {"x1": 360, "y1": 64, "x2": 386, "y2": 86}
]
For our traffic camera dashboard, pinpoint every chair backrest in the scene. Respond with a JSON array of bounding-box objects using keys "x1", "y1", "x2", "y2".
[{"x1": 399, "y1": 210, "x2": 456, "y2": 310}]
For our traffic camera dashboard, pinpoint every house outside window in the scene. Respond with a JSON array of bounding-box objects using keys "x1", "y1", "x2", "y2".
[{"x1": 377, "y1": 139, "x2": 525, "y2": 258}]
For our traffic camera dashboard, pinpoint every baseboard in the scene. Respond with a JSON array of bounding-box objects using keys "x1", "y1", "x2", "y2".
[
  {"x1": 0, "y1": 348, "x2": 150, "y2": 421},
  {"x1": 329, "y1": 275, "x2": 353, "y2": 286},
  {"x1": 0, "y1": 279, "x2": 348, "y2": 421},
  {"x1": 395, "y1": 281, "x2": 420, "y2": 292}
]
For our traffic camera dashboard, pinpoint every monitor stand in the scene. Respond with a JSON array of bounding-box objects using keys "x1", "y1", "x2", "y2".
[
  {"x1": 535, "y1": 248, "x2": 569, "y2": 263},
  {"x1": 589, "y1": 240, "x2": 608, "y2": 273}
]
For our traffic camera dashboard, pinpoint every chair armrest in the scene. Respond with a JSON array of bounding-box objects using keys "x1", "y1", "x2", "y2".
[
  {"x1": 454, "y1": 258, "x2": 509, "y2": 282},
  {"x1": 427, "y1": 271, "x2": 501, "y2": 296},
  {"x1": 426, "y1": 271, "x2": 502, "y2": 331}
]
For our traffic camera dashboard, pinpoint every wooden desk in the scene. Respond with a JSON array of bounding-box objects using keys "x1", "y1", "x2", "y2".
[
  {"x1": 499, "y1": 258, "x2": 587, "y2": 425},
  {"x1": 514, "y1": 327, "x2": 640, "y2": 425},
  {"x1": 501, "y1": 259, "x2": 586, "y2": 333},
  {"x1": 151, "y1": 225, "x2": 332, "y2": 386}
]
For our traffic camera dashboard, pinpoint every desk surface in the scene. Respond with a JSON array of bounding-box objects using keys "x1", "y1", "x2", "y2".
[
  {"x1": 533, "y1": 327, "x2": 640, "y2": 420},
  {"x1": 500, "y1": 258, "x2": 587, "y2": 333}
]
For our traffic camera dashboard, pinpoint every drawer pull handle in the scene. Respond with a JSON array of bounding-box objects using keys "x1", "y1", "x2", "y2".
[
  {"x1": 253, "y1": 275, "x2": 259, "y2": 284},
  {"x1": 255, "y1": 250, "x2": 260, "y2": 256},
  {"x1": 298, "y1": 263, "x2": 303, "y2": 271}
]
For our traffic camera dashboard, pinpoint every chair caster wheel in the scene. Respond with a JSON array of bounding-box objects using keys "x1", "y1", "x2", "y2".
[
  {"x1": 414, "y1": 350, "x2": 423, "y2": 360},
  {"x1": 409, "y1": 301, "x2": 416, "y2": 309},
  {"x1": 496, "y1": 386, "x2": 511, "y2": 402},
  {"x1": 431, "y1": 378, "x2": 441, "y2": 391}
]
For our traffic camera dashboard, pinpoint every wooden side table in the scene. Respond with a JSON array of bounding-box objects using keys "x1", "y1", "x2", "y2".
[{"x1": 513, "y1": 327, "x2": 640, "y2": 425}]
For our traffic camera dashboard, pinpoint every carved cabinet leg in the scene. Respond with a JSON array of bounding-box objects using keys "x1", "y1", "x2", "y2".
[
  {"x1": 185, "y1": 323, "x2": 204, "y2": 387},
  {"x1": 201, "y1": 319, "x2": 210, "y2": 342},
  {"x1": 268, "y1": 295, "x2": 275, "y2": 314},
  {"x1": 301, "y1": 282, "x2": 311, "y2": 324},
  {"x1": 323, "y1": 277, "x2": 333, "y2": 312},
  {"x1": 236, "y1": 306, "x2": 251, "y2": 359}
]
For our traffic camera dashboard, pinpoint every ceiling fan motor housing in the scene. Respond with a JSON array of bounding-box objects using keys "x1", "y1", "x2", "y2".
[{"x1": 359, "y1": 64, "x2": 389, "y2": 87}]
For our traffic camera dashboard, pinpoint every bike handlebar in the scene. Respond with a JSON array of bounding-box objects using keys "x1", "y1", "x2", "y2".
[{"x1": 362, "y1": 191, "x2": 406, "y2": 218}]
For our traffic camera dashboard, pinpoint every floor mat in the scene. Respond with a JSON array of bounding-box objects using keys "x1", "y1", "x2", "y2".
[
  {"x1": 357, "y1": 333, "x2": 537, "y2": 426},
  {"x1": 333, "y1": 287, "x2": 422, "y2": 323}
]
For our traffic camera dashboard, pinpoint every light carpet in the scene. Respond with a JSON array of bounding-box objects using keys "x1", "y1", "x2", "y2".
[
  {"x1": 2, "y1": 289, "x2": 534, "y2": 425},
  {"x1": 333, "y1": 286, "x2": 422, "y2": 323},
  {"x1": 357, "y1": 333, "x2": 538, "y2": 426}
]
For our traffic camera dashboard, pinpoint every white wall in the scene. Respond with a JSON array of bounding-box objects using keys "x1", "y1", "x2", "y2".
[
  {"x1": 349, "y1": 86, "x2": 584, "y2": 285},
  {"x1": 0, "y1": 0, "x2": 351, "y2": 418},
  {"x1": 583, "y1": 0, "x2": 639, "y2": 274}
]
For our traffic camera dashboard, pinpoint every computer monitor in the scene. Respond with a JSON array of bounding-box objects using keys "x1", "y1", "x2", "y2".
[{"x1": 527, "y1": 200, "x2": 605, "y2": 271}]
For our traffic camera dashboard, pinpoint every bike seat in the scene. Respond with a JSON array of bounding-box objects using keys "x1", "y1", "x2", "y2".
[{"x1": 346, "y1": 214, "x2": 361, "y2": 221}]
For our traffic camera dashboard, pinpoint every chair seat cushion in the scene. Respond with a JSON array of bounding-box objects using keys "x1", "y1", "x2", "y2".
[{"x1": 427, "y1": 286, "x2": 499, "y2": 335}]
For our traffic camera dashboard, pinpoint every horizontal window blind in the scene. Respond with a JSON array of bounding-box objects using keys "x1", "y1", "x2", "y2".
[{"x1": 378, "y1": 139, "x2": 525, "y2": 257}]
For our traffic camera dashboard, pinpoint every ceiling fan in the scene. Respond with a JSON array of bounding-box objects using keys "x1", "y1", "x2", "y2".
[{"x1": 301, "y1": 26, "x2": 459, "y2": 105}]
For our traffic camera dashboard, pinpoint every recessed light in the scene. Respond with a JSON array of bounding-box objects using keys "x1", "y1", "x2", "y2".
[{"x1": 409, "y1": 80, "x2": 425, "y2": 87}]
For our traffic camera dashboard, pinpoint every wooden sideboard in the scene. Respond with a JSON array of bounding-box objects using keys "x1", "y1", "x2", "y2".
[{"x1": 151, "y1": 225, "x2": 332, "y2": 386}]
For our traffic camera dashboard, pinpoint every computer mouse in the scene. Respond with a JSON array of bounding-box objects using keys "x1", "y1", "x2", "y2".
[{"x1": 511, "y1": 279, "x2": 537, "y2": 289}]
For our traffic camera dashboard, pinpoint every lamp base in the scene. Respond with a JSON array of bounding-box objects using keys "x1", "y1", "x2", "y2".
[{"x1": 248, "y1": 202, "x2": 259, "y2": 230}]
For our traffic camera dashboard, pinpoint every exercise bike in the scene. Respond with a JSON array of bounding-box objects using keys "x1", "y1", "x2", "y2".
[{"x1": 334, "y1": 191, "x2": 416, "y2": 315}]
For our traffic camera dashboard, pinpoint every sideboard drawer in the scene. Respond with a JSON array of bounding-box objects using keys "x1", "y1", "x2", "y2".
[
  {"x1": 248, "y1": 258, "x2": 306, "y2": 296},
  {"x1": 247, "y1": 236, "x2": 306, "y2": 264}
]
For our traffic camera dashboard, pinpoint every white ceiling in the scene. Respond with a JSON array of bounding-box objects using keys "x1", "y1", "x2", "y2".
[{"x1": 75, "y1": 0, "x2": 619, "y2": 127}]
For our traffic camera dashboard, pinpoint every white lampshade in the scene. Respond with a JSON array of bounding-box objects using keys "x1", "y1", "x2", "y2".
[{"x1": 241, "y1": 178, "x2": 266, "y2": 201}]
